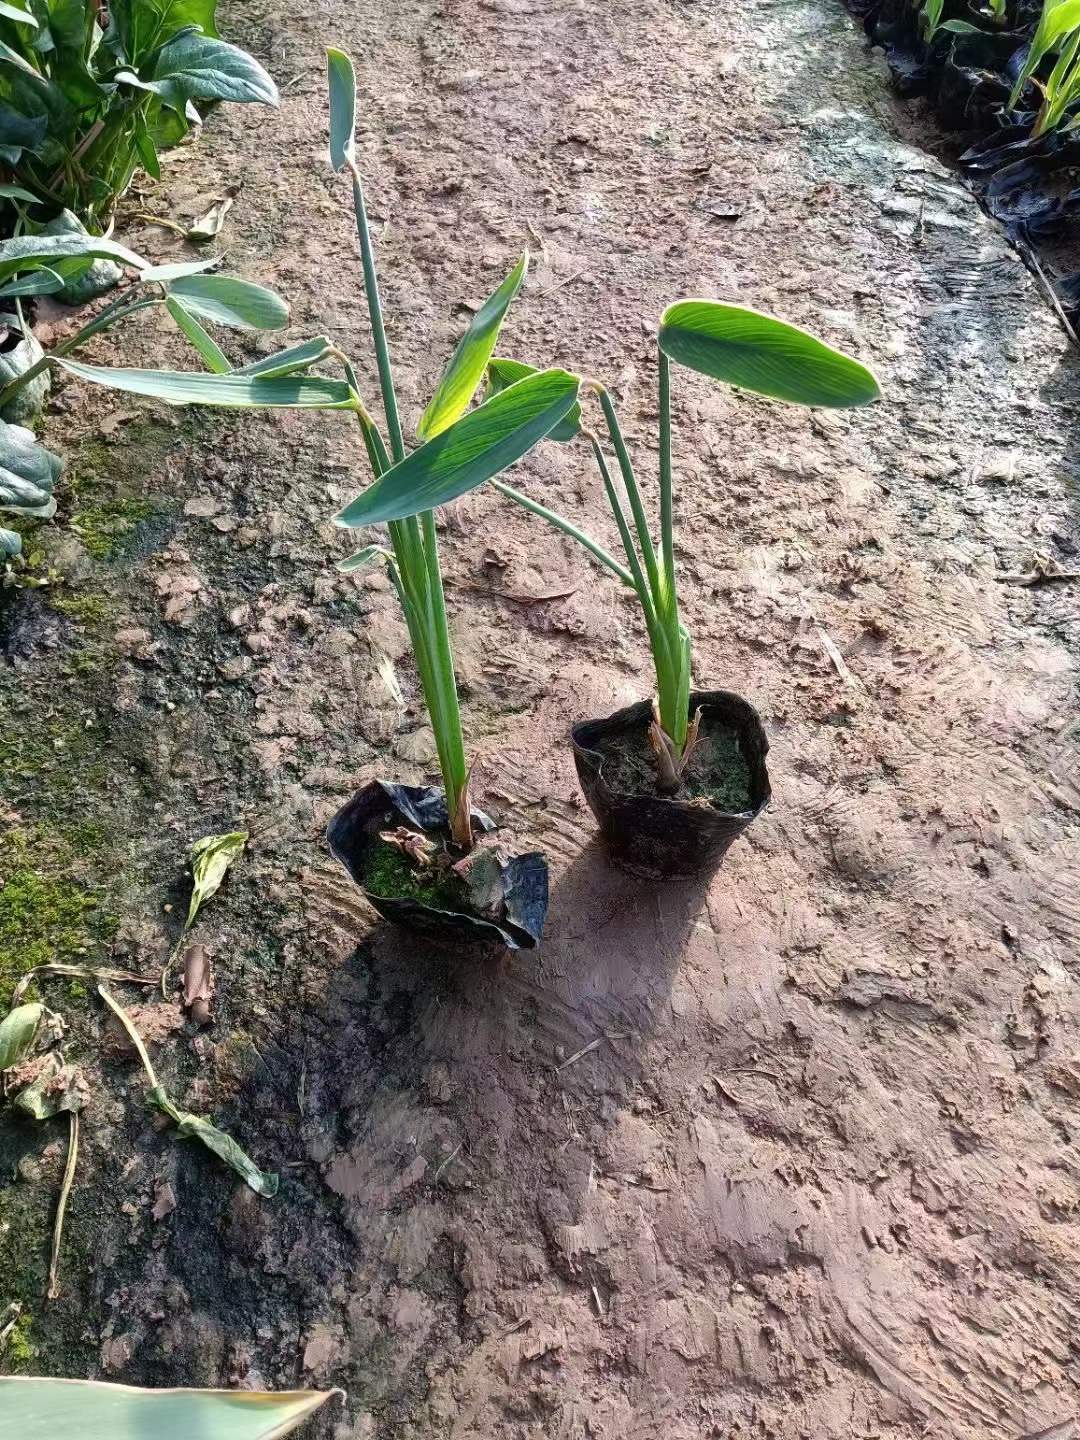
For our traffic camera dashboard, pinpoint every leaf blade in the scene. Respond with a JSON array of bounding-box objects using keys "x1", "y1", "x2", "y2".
[
  {"x1": 166, "y1": 296, "x2": 232, "y2": 373},
  {"x1": 417, "y1": 253, "x2": 528, "y2": 440},
  {"x1": 167, "y1": 275, "x2": 289, "y2": 331},
  {"x1": 54, "y1": 359, "x2": 355, "y2": 410},
  {"x1": 0, "y1": 1002, "x2": 41, "y2": 1069},
  {"x1": 658, "y1": 300, "x2": 881, "y2": 408},
  {"x1": 335, "y1": 367, "x2": 581, "y2": 526},
  {"x1": 186, "y1": 831, "x2": 247, "y2": 929},
  {"x1": 326, "y1": 47, "x2": 356, "y2": 171},
  {"x1": 0, "y1": 1377, "x2": 338, "y2": 1438}
]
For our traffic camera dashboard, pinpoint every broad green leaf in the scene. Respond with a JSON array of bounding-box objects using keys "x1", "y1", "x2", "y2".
[
  {"x1": 168, "y1": 274, "x2": 289, "y2": 330},
  {"x1": 54, "y1": 359, "x2": 355, "y2": 409},
  {"x1": 236, "y1": 336, "x2": 333, "y2": 378},
  {"x1": 0, "y1": 3, "x2": 37, "y2": 26},
  {"x1": 146, "y1": 32, "x2": 279, "y2": 111},
  {"x1": 0, "y1": 267, "x2": 65, "y2": 298},
  {"x1": 326, "y1": 47, "x2": 355, "y2": 171},
  {"x1": 166, "y1": 295, "x2": 232, "y2": 373},
  {"x1": 0, "y1": 1376, "x2": 339, "y2": 1437},
  {"x1": 150, "y1": 1085, "x2": 279, "y2": 1197},
  {"x1": 0, "y1": 1001, "x2": 42, "y2": 1068},
  {"x1": 486, "y1": 356, "x2": 581, "y2": 441},
  {"x1": 1010, "y1": 0, "x2": 1080, "y2": 105},
  {"x1": 336, "y1": 543, "x2": 392, "y2": 574},
  {"x1": 0, "y1": 525, "x2": 20, "y2": 557},
  {"x1": 658, "y1": 301, "x2": 881, "y2": 408},
  {"x1": 417, "y1": 253, "x2": 528, "y2": 440},
  {"x1": 0, "y1": 233, "x2": 145, "y2": 284},
  {"x1": 0, "y1": 181, "x2": 38, "y2": 200},
  {"x1": 186, "y1": 830, "x2": 246, "y2": 929},
  {"x1": 14, "y1": 1054, "x2": 86, "y2": 1119},
  {"x1": 0, "y1": 423, "x2": 62, "y2": 521},
  {"x1": 335, "y1": 367, "x2": 581, "y2": 526},
  {"x1": 141, "y1": 257, "x2": 219, "y2": 282}
]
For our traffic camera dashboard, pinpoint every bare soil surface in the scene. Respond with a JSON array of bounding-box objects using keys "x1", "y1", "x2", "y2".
[{"x1": 2, "y1": 0, "x2": 1080, "y2": 1436}]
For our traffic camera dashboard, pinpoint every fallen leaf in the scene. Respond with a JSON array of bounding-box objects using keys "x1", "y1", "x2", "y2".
[
  {"x1": 0, "y1": 1003, "x2": 43, "y2": 1070},
  {"x1": 182, "y1": 943, "x2": 213, "y2": 1026},
  {"x1": 13, "y1": 1053, "x2": 87, "y2": 1119},
  {"x1": 186, "y1": 831, "x2": 247, "y2": 930}
]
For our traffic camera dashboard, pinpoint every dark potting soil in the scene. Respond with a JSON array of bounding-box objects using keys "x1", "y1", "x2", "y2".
[
  {"x1": 597, "y1": 717, "x2": 754, "y2": 812},
  {"x1": 361, "y1": 837, "x2": 471, "y2": 909}
]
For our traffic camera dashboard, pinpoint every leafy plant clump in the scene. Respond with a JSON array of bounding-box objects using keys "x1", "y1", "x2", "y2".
[{"x1": 0, "y1": 0, "x2": 278, "y2": 226}]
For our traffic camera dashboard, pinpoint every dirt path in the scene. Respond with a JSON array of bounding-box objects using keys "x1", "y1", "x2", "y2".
[{"x1": 2, "y1": 0, "x2": 1079, "y2": 1435}]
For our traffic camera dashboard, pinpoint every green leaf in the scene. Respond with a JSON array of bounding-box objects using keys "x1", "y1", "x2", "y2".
[
  {"x1": 0, "y1": 181, "x2": 39, "y2": 200},
  {"x1": 14, "y1": 1054, "x2": 86, "y2": 1119},
  {"x1": 0, "y1": 233, "x2": 145, "y2": 284},
  {"x1": 336, "y1": 543, "x2": 392, "y2": 574},
  {"x1": 0, "y1": 1001, "x2": 42, "y2": 1069},
  {"x1": 0, "y1": 3, "x2": 37, "y2": 26},
  {"x1": 54, "y1": 359, "x2": 355, "y2": 409},
  {"x1": 0, "y1": 525, "x2": 20, "y2": 557},
  {"x1": 940, "y1": 18, "x2": 983, "y2": 30},
  {"x1": 144, "y1": 31, "x2": 279, "y2": 111},
  {"x1": 0, "y1": 422, "x2": 62, "y2": 520},
  {"x1": 149, "y1": 1085, "x2": 279, "y2": 1197},
  {"x1": 417, "y1": 253, "x2": 528, "y2": 440},
  {"x1": 486, "y1": 356, "x2": 581, "y2": 441},
  {"x1": 326, "y1": 47, "x2": 355, "y2": 171},
  {"x1": 235, "y1": 336, "x2": 333, "y2": 378},
  {"x1": 0, "y1": 1377, "x2": 339, "y2": 1437},
  {"x1": 658, "y1": 301, "x2": 881, "y2": 408},
  {"x1": 336, "y1": 367, "x2": 581, "y2": 526},
  {"x1": 141, "y1": 257, "x2": 219, "y2": 282},
  {"x1": 186, "y1": 830, "x2": 246, "y2": 929},
  {"x1": 0, "y1": 266, "x2": 65, "y2": 298},
  {"x1": 168, "y1": 274, "x2": 289, "y2": 330},
  {"x1": 166, "y1": 295, "x2": 232, "y2": 373}
]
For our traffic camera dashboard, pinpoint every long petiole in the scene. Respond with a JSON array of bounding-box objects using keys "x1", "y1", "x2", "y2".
[
  {"x1": 491, "y1": 478, "x2": 635, "y2": 588},
  {"x1": 346, "y1": 160, "x2": 405, "y2": 462},
  {"x1": 658, "y1": 350, "x2": 677, "y2": 614},
  {"x1": 595, "y1": 386, "x2": 664, "y2": 612}
]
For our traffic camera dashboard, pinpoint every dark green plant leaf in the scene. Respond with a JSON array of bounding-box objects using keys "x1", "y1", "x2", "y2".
[
  {"x1": 0, "y1": 181, "x2": 38, "y2": 200},
  {"x1": 0, "y1": 1001, "x2": 42, "y2": 1069},
  {"x1": 0, "y1": 267, "x2": 65, "y2": 298},
  {"x1": 168, "y1": 274, "x2": 289, "y2": 330},
  {"x1": 142, "y1": 32, "x2": 278, "y2": 111},
  {"x1": 486, "y1": 356, "x2": 581, "y2": 441},
  {"x1": 326, "y1": 47, "x2": 355, "y2": 172},
  {"x1": 55, "y1": 359, "x2": 355, "y2": 409},
  {"x1": 658, "y1": 300, "x2": 881, "y2": 408},
  {"x1": 0, "y1": 106, "x2": 47, "y2": 163},
  {"x1": 418, "y1": 254, "x2": 528, "y2": 440},
  {"x1": 0, "y1": 233, "x2": 145, "y2": 284},
  {"x1": 13, "y1": 1053, "x2": 86, "y2": 1119},
  {"x1": 336, "y1": 367, "x2": 581, "y2": 526},
  {"x1": 0, "y1": 1377, "x2": 340, "y2": 1437},
  {"x1": 186, "y1": 830, "x2": 246, "y2": 929},
  {"x1": 166, "y1": 295, "x2": 231, "y2": 373},
  {"x1": 235, "y1": 336, "x2": 333, "y2": 379},
  {"x1": 0, "y1": 525, "x2": 20, "y2": 557},
  {"x1": 0, "y1": 422, "x2": 62, "y2": 520},
  {"x1": 149, "y1": 1086, "x2": 279, "y2": 1197}
]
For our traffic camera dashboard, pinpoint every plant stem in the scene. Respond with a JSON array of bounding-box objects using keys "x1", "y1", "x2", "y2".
[
  {"x1": 492, "y1": 477, "x2": 635, "y2": 587},
  {"x1": 347, "y1": 163, "x2": 404, "y2": 462},
  {"x1": 658, "y1": 350, "x2": 676, "y2": 610},
  {"x1": 595, "y1": 387, "x2": 663, "y2": 606}
]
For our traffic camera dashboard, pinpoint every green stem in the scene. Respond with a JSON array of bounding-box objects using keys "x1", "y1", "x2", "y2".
[
  {"x1": 348, "y1": 164, "x2": 404, "y2": 462},
  {"x1": 658, "y1": 350, "x2": 676, "y2": 610},
  {"x1": 595, "y1": 387, "x2": 663, "y2": 609},
  {"x1": 491, "y1": 477, "x2": 635, "y2": 587}
]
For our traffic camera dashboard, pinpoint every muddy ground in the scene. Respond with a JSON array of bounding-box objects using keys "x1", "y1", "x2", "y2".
[{"x1": 2, "y1": 0, "x2": 1079, "y2": 1435}]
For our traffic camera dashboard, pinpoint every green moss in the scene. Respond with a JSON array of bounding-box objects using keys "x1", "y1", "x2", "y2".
[
  {"x1": 599, "y1": 718, "x2": 755, "y2": 811},
  {"x1": 4, "y1": 1311, "x2": 35, "y2": 1370},
  {"x1": 0, "y1": 830, "x2": 117, "y2": 1006},
  {"x1": 362, "y1": 839, "x2": 468, "y2": 909},
  {"x1": 70, "y1": 497, "x2": 155, "y2": 560},
  {"x1": 49, "y1": 590, "x2": 113, "y2": 626}
]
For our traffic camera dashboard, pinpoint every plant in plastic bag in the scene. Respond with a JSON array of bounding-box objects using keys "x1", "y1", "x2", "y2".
[
  {"x1": 0, "y1": 0, "x2": 278, "y2": 226},
  {"x1": 0, "y1": 421, "x2": 61, "y2": 558},
  {"x1": 43, "y1": 48, "x2": 569, "y2": 943}
]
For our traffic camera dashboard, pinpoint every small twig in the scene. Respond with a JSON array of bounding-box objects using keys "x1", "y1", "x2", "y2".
[
  {"x1": 539, "y1": 270, "x2": 585, "y2": 298},
  {"x1": 816, "y1": 625, "x2": 860, "y2": 689},
  {"x1": 433, "y1": 1140, "x2": 463, "y2": 1183},
  {"x1": 47, "y1": 1110, "x2": 79, "y2": 1302},
  {"x1": 1027, "y1": 248, "x2": 1080, "y2": 347},
  {"x1": 556, "y1": 1031, "x2": 631, "y2": 1073},
  {"x1": 0, "y1": 1301, "x2": 21, "y2": 1351},
  {"x1": 719, "y1": 1067, "x2": 783, "y2": 1084},
  {"x1": 13, "y1": 964, "x2": 160, "y2": 1006}
]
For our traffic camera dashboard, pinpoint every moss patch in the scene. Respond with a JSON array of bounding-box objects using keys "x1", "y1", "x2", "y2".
[
  {"x1": 362, "y1": 838, "x2": 469, "y2": 909},
  {"x1": 0, "y1": 829, "x2": 117, "y2": 1006},
  {"x1": 2, "y1": 1310, "x2": 35, "y2": 1370},
  {"x1": 70, "y1": 497, "x2": 156, "y2": 561}
]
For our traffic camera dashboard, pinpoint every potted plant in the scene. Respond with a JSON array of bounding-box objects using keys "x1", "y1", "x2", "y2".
[
  {"x1": 348, "y1": 306, "x2": 879, "y2": 878},
  {"x1": 57, "y1": 49, "x2": 582, "y2": 948}
]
